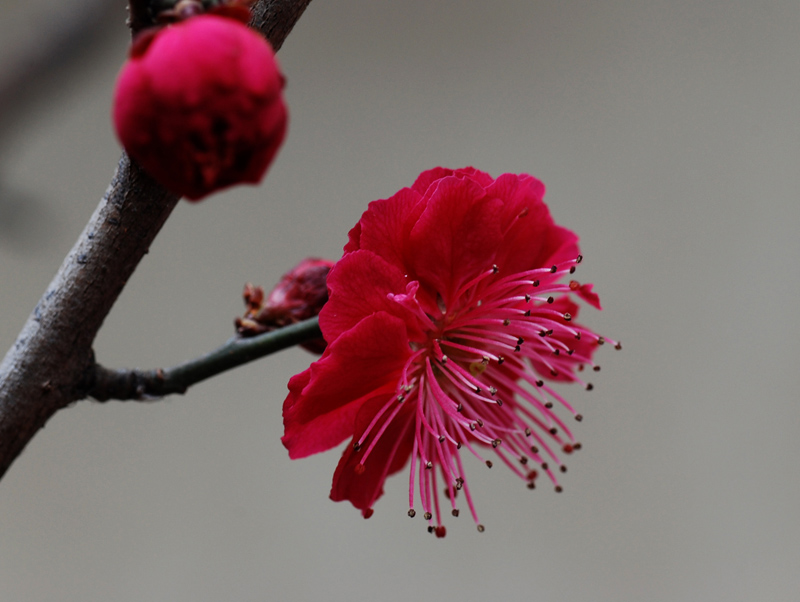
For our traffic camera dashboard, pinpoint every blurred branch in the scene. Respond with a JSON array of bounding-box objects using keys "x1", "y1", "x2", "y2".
[
  {"x1": 91, "y1": 317, "x2": 321, "y2": 401},
  {"x1": 0, "y1": 0, "x2": 313, "y2": 481}
]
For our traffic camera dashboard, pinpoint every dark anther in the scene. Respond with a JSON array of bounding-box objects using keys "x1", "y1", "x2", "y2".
[
  {"x1": 477, "y1": 524, "x2": 485, "y2": 533},
  {"x1": 456, "y1": 477, "x2": 464, "y2": 489},
  {"x1": 547, "y1": 296, "x2": 554, "y2": 304},
  {"x1": 397, "y1": 394, "x2": 405, "y2": 403},
  {"x1": 532, "y1": 279, "x2": 540, "y2": 287},
  {"x1": 575, "y1": 414, "x2": 584, "y2": 422},
  {"x1": 503, "y1": 319, "x2": 511, "y2": 326},
  {"x1": 563, "y1": 313, "x2": 572, "y2": 321},
  {"x1": 456, "y1": 442, "x2": 462, "y2": 449},
  {"x1": 555, "y1": 485, "x2": 563, "y2": 493},
  {"x1": 439, "y1": 435, "x2": 446, "y2": 443},
  {"x1": 574, "y1": 442, "x2": 582, "y2": 450},
  {"x1": 539, "y1": 330, "x2": 547, "y2": 337},
  {"x1": 498, "y1": 356, "x2": 505, "y2": 364},
  {"x1": 470, "y1": 423, "x2": 477, "y2": 431},
  {"x1": 428, "y1": 526, "x2": 435, "y2": 534},
  {"x1": 486, "y1": 460, "x2": 493, "y2": 468},
  {"x1": 525, "y1": 294, "x2": 531, "y2": 302},
  {"x1": 576, "y1": 255, "x2": 583, "y2": 263},
  {"x1": 545, "y1": 402, "x2": 553, "y2": 409},
  {"x1": 550, "y1": 265, "x2": 558, "y2": 273},
  {"x1": 452, "y1": 509, "x2": 460, "y2": 517},
  {"x1": 586, "y1": 383, "x2": 594, "y2": 391},
  {"x1": 560, "y1": 465, "x2": 567, "y2": 473},
  {"x1": 593, "y1": 365, "x2": 601, "y2": 372},
  {"x1": 457, "y1": 403, "x2": 463, "y2": 412},
  {"x1": 492, "y1": 264, "x2": 499, "y2": 273},
  {"x1": 496, "y1": 399, "x2": 503, "y2": 407},
  {"x1": 541, "y1": 462, "x2": 549, "y2": 470},
  {"x1": 554, "y1": 349, "x2": 560, "y2": 356},
  {"x1": 353, "y1": 442, "x2": 361, "y2": 451},
  {"x1": 531, "y1": 445, "x2": 539, "y2": 453},
  {"x1": 525, "y1": 428, "x2": 532, "y2": 436},
  {"x1": 514, "y1": 345, "x2": 521, "y2": 352},
  {"x1": 615, "y1": 341, "x2": 623, "y2": 350},
  {"x1": 492, "y1": 439, "x2": 501, "y2": 448},
  {"x1": 527, "y1": 482, "x2": 536, "y2": 490},
  {"x1": 549, "y1": 427, "x2": 558, "y2": 435},
  {"x1": 517, "y1": 337, "x2": 525, "y2": 345},
  {"x1": 408, "y1": 509, "x2": 416, "y2": 517},
  {"x1": 477, "y1": 419, "x2": 484, "y2": 427},
  {"x1": 575, "y1": 332, "x2": 582, "y2": 340},
  {"x1": 568, "y1": 349, "x2": 575, "y2": 355},
  {"x1": 536, "y1": 380, "x2": 544, "y2": 387},
  {"x1": 441, "y1": 355, "x2": 448, "y2": 364},
  {"x1": 426, "y1": 461, "x2": 433, "y2": 469},
  {"x1": 424, "y1": 512, "x2": 432, "y2": 520},
  {"x1": 597, "y1": 336, "x2": 605, "y2": 345},
  {"x1": 524, "y1": 309, "x2": 532, "y2": 317},
  {"x1": 569, "y1": 266, "x2": 576, "y2": 274},
  {"x1": 520, "y1": 456, "x2": 528, "y2": 465},
  {"x1": 489, "y1": 387, "x2": 497, "y2": 396},
  {"x1": 550, "y1": 369, "x2": 559, "y2": 377},
  {"x1": 482, "y1": 356, "x2": 490, "y2": 364}
]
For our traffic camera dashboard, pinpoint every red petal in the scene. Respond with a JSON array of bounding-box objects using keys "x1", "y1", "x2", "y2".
[
  {"x1": 576, "y1": 282, "x2": 602, "y2": 310},
  {"x1": 356, "y1": 187, "x2": 425, "y2": 270},
  {"x1": 487, "y1": 173, "x2": 580, "y2": 274},
  {"x1": 282, "y1": 312, "x2": 412, "y2": 458},
  {"x1": 407, "y1": 176, "x2": 504, "y2": 307},
  {"x1": 329, "y1": 397, "x2": 414, "y2": 511},
  {"x1": 322, "y1": 250, "x2": 421, "y2": 343},
  {"x1": 411, "y1": 167, "x2": 454, "y2": 194},
  {"x1": 343, "y1": 221, "x2": 362, "y2": 254}
]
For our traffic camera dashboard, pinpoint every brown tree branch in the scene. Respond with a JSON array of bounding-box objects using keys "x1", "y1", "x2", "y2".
[{"x1": 0, "y1": 0, "x2": 313, "y2": 481}]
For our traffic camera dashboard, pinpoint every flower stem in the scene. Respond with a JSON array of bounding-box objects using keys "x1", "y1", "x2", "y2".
[{"x1": 90, "y1": 316, "x2": 321, "y2": 401}]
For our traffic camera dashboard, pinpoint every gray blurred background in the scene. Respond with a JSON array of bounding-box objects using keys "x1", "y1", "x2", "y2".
[{"x1": 1, "y1": 0, "x2": 799, "y2": 600}]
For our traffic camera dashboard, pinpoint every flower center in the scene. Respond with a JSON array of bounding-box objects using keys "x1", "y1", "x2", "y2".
[{"x1": 354, "y1": 255, "x2": 619, "y2": 535}]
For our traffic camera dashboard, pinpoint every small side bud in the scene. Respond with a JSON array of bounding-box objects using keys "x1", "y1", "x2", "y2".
[{"x1": 235, "y1": 258, "x2": 334, "y2": 353}]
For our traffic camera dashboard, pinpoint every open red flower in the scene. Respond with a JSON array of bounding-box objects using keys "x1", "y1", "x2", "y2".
[
  {"x1": 113, "y1": 13, "x2": 287, "y2": 200},
  {"x1": 282, "y1": 167, "x2": 618, "y2": 535}
]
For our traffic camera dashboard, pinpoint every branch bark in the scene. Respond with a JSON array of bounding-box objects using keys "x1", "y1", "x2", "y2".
[{"x1": 0, "y1": 0, "x2": 313, "y2": 481}]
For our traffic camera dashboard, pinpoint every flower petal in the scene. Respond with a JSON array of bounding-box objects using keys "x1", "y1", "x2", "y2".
[
  {"x1": 322, "y1": 250, "x2": 421, "y2": 342},
  {"x1": 487, "y1": 173, "x2": 580, "y2": 274},
  {"x1": 282, "y1": 312, "x2": 412, "y2": 458},
  {"x1": 407, "y1": 176, "x2": 504, "y2": 307},
  {"x1": 329, "y1": 397, "x2": 415, "y2": 511}
]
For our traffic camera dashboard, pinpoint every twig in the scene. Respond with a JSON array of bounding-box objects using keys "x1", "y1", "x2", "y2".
[
  {"x1": 0, "y1": 0, "x2": 313, "y2": 481},
  {"x1": 90, "y1": 317, "x2": 321, "y2": 401}
]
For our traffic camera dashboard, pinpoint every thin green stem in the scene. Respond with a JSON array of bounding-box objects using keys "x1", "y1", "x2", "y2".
[{"x1": 90, "y1": 316, "x2": 321, "y2": 401}]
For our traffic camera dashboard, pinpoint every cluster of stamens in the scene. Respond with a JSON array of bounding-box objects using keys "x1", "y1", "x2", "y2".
[{"x1": 352, "y1": 255, "x2": 619, "y2": 537}]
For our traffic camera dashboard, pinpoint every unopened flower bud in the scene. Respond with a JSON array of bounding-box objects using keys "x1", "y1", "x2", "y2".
[
  {"x1": 113, "y1": 12, "x2": 287, "y2": 200},
  {"x1": 235, "y1": 258, "x2": 335, "y2": 353}
]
